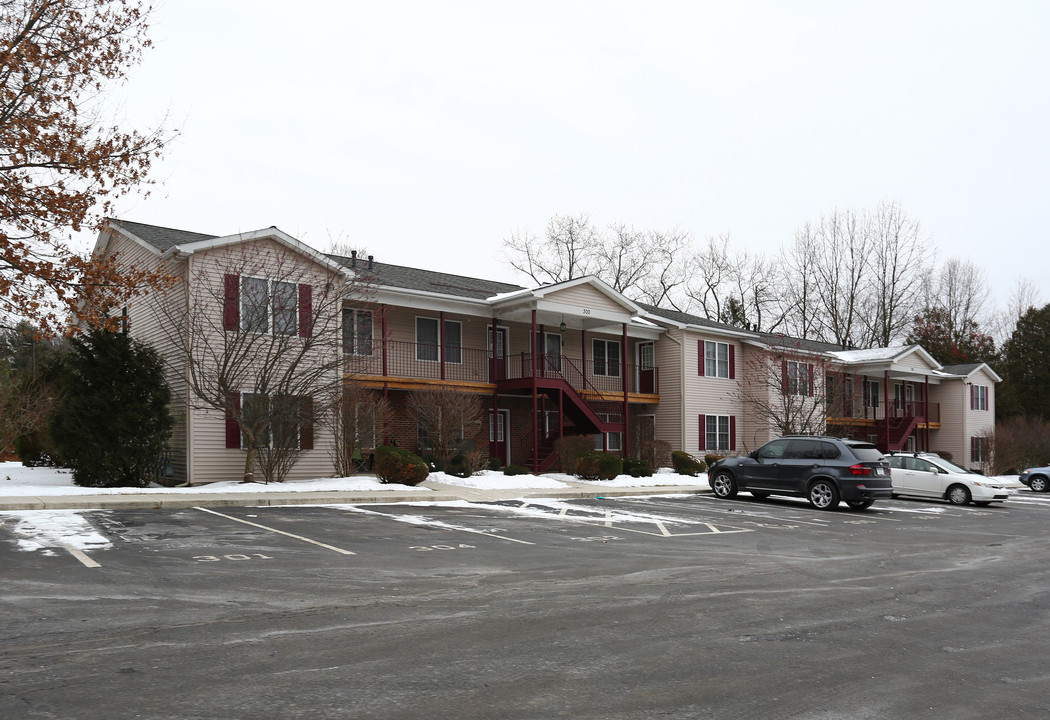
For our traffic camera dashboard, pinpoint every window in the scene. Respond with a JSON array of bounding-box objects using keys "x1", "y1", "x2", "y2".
[
  {"x1": 971, "y1": 384, "x2": 988, "y2": 411},
  {"x1": 594, "y1": 413, "x2": 622, "y2": 451},
  {"x1": 543, "y1": 332, "x2": 562, "y2": 373},
  {"x1": 704, "y1": 341, "x2": 731, "y2": 378},
  {"x1": 971, "y1": 436, "x2": 987, "y2": 463},
  {"x1": 343, "y1": 309, "x2": 373, "y2": 356},
  {"x1": 593, "y1": 339, "x2": 621, "y2": 377},
  {"x1": 241, "y1": 276, "x2": 270, "y2": 333},
  {"x1": 225, "y1": 274, "x2": 312, "y2": 337},
  {"x1": 703, "y1": 414, "x2": 733, "y2": 451},
  {"x1": 785, "y1": 360, "x2": 813, "y2": 397},
  {"x1": 230, "y1": 392, "x2": 313, "y2": 450},
  {"x1": 416, "y1": 317, "x2": 462, "y2": 363},
  {"x1": 863, "y1": 378, "x2": 880, "y2": 408}
]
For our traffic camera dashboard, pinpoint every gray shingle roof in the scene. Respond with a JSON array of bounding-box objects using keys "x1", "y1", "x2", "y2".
[
  {"x1": 113, "y1": 219, "x2": 218, "y2": 251},
  {"x1": 637, "y1": 302, "x2": 747, "y2": 334},
  {"x1": 939, "y1": 362, "x2": 984, "y2": 376},
  {"x1": 327, "y1": 255, "x2": 526, "y2": 300}
]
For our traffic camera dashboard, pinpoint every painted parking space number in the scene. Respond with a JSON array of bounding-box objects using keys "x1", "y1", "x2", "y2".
[
  {"x1": 409, "y1": 544, "x2": 476, "y2": 551},
  {"x1": 192, "y1": 553, "x2": 275, "y2": 562}
]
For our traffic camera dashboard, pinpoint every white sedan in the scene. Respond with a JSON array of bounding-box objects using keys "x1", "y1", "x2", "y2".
[{"x1": 886, "y1": 453, "x2": 1008, "y2": 506}]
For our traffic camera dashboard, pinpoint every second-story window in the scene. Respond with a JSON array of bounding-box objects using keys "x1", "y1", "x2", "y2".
[
  {"x1": 416, "y1": 317, "x2": 462, "y2": 363},
  {"x1": 592, "y1": 338, "x2": 620, "y2": 377},
  {"x1": 704, "y1": 341, "x2": 730, "y2": 378},
  {"x1": 226, "y1": 274, "x2": 311, "y2": 337},
  {"x1": 971, "y1": 384, "x2": 988, "y2": 411},
  {"x1": 343, "y1": 309, "x2": 373, "y2": 356},
  {"x1": 784, "y1": 360, "x2": 813, "y2": 397}
]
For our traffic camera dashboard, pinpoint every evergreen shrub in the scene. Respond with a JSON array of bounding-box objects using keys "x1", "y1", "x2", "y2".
[
  {"x1": 375, "y1": 445, "x2": 429, "y2": 485},
  {"x1": 575, "y1": 451, "x2": 623, "y2": 480},
  {"x1": 503, "y1": 464, "x2": 531, "y2": 476},
  {"x1": 445, "y1": 453, "x2": 472, "y2": 478},
  {"x1": 672, "y1": 451, "x2": 707, "y2": 477},
  {"x1": 622, "y1": 458, "x2": 653, "y2": 477}
]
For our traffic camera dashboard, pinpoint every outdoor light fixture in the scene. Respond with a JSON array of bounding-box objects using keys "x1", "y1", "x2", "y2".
[{"x1": 560, "y1": 319, "x2": 567, "y2": 332}]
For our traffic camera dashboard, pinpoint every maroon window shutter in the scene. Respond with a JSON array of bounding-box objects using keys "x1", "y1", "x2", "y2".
[
  {"x1": 298, "y1": 284, "x2": 313, "y2": 337},
  {"x1": 808, "y1": 363, "x2": 815, "y2": 397},
  {"x1": 223, "y1": 275, "x2": 240, "y2": 331},
  {"x1": 699, "y1": 414, "x2": 706, "y2": 449},
  {"x1": 781, "y1": 360, "x2": 789, "y2": 394},
  {"x1": 225, "y1": 392, "x2": 241, "y2": 449},
  {"x1": 299, "y1": 396, "x2": 314, "y2": 450},
  {"x1": 728, "y1": 344, "x2": 735, "y2": 379},
  {"x1": 969, "y1": 384, "x2": 975, "y2": 410},
  {"x1": 730, "y1": 416, "x2": 737, "y2": 451},
  {"x1": 970, "y1": 436, "x2": 976, "y2": 460},
  {"x1": 698, "y1": 341, "x2": 705, "y2": 376}
]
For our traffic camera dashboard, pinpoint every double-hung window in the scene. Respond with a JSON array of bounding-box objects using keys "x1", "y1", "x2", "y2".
[
  {"x1": 593, "y1": 413, "x2": 622, "y2": 451},
  {"x1": 230, "y1": 392, "x2": 313, "y2": 450},
  {"x1": 704, "y1": 341, "x2": 730, "y2": 378},
  {"x1": 592, "y1": 339, "x2": 621, "y2": 377},
  {"x1": 971, "y1": 385, "x2": 988, "y2": 411},
  {"x1": 785, "y1": 360, "x2": 813, "y2": 397},
  {"x1": 343, "y1": 309, "x2": 373, "y2": 356},
  {"x1": 416, "y1": 317, "x2": 462, "y2": 363},
  {"x1": 225, "y1": 274, "x2": 312, "y2": 337},
  {"x1": 701, "y1": 414, "x2": 734, "y2": 452}
]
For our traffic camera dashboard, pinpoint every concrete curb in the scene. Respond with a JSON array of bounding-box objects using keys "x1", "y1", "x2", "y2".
[{"x1": 0, "y1": 482, "x2": 710, "y2": 512}]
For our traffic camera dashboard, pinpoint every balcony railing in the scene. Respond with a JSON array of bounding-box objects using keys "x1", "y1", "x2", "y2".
[
  {"x1": 345, "y1": 341, "x2": 659, "y2": 395},
  {"x1": 828, "y1": 399, "x2": 940, "y2": 424}
]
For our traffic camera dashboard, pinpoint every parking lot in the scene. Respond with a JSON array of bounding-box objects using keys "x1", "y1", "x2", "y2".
[{"x1": 4, "y1": 491, "x2": 1050, "y2": 719}]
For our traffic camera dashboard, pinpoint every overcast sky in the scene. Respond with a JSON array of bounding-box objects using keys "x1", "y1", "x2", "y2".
[{"x1": 103, "y1": 1, "x2": 1048, "y2": 312}]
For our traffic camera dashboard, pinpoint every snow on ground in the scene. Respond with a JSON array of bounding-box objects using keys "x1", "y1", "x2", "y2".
[{"x1": 0, "y1": 510, "x2": 112, "y2": 554}]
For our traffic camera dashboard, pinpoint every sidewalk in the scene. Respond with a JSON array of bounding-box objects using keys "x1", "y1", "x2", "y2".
[{"x1": 0, "y1": 477, "x2": 711, "y2": 512}]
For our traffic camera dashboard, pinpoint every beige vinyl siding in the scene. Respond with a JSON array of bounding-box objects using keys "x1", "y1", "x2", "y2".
[
  {"x1": 929, "y1": 380, "x2": 965, "y2": 464},
  {"x1": 652, "y1": 330, "x2": 684, "y2": 451},
  {"x1": 543, "y1": 284, "x2": 625, "y2": 313},
  {"x1": 682, "y1": 332, "x2": 743, "y2": 456},
  {"x1": 104, "y1": 232, "x2": 191, "y2": 483},
  {"x1": 181, "y1": 241, "x2": 342, "y2": 484}
]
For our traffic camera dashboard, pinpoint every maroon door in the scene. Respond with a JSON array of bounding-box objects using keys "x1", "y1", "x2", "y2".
[
  {"x1": 638, "y1": 342, "x2": 655, "y2": 394},
  {"x1": 488, "y1": 327, "x2": 508, "y2": 381},
  {"x1": 489, "y1": 410, "x2": 510, "y2": 465}
]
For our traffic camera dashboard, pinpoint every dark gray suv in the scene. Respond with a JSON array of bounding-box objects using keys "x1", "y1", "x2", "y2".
[{"x1": 707, "y1": 436, "x2": 893, "y2": 510}]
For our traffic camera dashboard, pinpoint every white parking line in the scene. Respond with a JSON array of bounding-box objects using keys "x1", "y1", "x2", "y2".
[
  {"x1": 195, "y1": 508, "x2": 356, "y2": 555},
  {"x1": 60, "y1": 543, "x2": 101, "y2": 568},
  {"x1": 340, "y1": 506, "x2": 535, "y2": 545}
]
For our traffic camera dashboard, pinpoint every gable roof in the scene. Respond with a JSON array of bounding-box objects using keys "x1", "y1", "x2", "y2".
[
  {"x1": 110, "y1": 219, "x2": 219, "y2": 252},
  {"x1": 939, "y1": 362, "x2": 1003, "y2": 383},
  {"x1": 638, "y1": 303, "x2": 756, "y2": 337}
]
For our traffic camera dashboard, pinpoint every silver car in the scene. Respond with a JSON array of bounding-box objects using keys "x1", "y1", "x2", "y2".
[{"x1": 886, "y1": 452, "x2": 1008, "y2": 506}]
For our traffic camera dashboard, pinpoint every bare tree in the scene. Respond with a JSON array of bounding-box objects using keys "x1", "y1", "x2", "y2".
[
  {"x1": 862, "y1": 201, "x2": 931, "y2": 346},
  {"x1": 683, "y1": 233, "x2": 739, "y2": 321},
  {"x1": 502, "y1": 213, "x2": 598, "y2": 285},
  {"x1": 409, "y1": 386, "x2": 484, "y2": 464},
  {"x1": 992, "y1": 276, "x2": 1041, "y2": 348},
  {"x1": 737, "y1": 339, "x2": 839, "y2": 447},
  {"x1": 778, "y1": 225, "x2": 823, "y2": 341},
  {"x1": 149, "y1": 243, "x2": 364, "y2": 483},
  {"x1": 921, "y1": 258, "x2": 992, "y2": 341},
  {"x1": 325, "y1": 379, "x2": 391, "y2": 476}
]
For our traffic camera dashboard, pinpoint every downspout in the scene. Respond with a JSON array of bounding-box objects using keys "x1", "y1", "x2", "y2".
[
  {"x1": 381, "y1": 304, "x2": 389, "y2": 402},
  {"x1": 622, "y1": 322, "x2": 629, "y2": 459},
  {"x1": 184, "y1": 254, "x2": 193, "y2": 486}
]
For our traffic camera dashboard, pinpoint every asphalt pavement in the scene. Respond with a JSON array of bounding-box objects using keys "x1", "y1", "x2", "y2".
[{"x1": 0, "y1": 475, "x2": 711, "y2": 511}]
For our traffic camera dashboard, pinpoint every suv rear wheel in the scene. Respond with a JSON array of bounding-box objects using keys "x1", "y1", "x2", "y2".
[
  {"x1": 808, "y1": 479, "x2": 840, "y2": 510},
  {"x1": 1030, "y1": 476, "x2": 1049, "y2": 492},
  {"x1": 711, "y1": 471, "x2": 738, "y2": 499}
]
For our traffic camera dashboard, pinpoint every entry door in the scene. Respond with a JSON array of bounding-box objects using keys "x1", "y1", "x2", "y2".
[
  {"x1": 489, "y1": 409, "x2": 510, "y2": 466},
  {"x1": 488, "y1": 327, "x2": 508, "y2": 381},
  {"x1": 638, "y1": 342, "x2": 655, "y2": 393}
]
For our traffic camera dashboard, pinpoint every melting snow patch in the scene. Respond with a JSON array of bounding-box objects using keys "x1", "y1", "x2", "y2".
[{"x1": 0, "y1": 510, "x2": 112, "y2": 554}]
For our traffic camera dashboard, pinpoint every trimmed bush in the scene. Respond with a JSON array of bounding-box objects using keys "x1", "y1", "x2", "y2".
[
  {"x1": 445, "y1": 453, "x2": 472, "y2": 478},
  {"x1": 622, "y1": 458, "x2": 653, "y2": 478},
  {"x1": 503, "y1": 464, "x2": 532, "y2": 476},
  {"x1": 575, "y1": 451, "x2": 623, "y2": 481},
  {"x1": 375, "y1": 445, "x2": 429, "y2": 485},
  {"x1": 488, "y1": 456, "x2": 503, "y2": 472},
  {"x1": 672, "y1": 450, "x2": 707, "y2": 477},
  {"x1": 704, "y1": 454, "x2": 725, "y2": 469}
]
